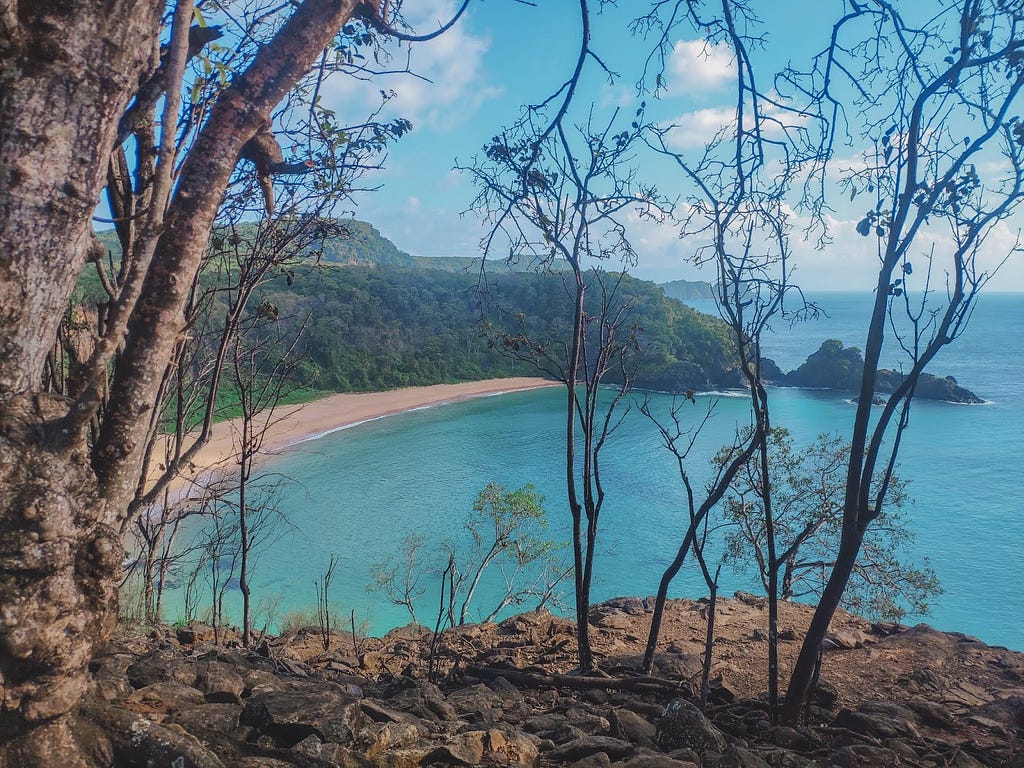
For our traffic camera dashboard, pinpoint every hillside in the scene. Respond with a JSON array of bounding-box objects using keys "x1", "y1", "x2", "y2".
[
  {"x1": 257, "y1": 264, "x2": 740, "y2": 394},
  {"x1": 91, "y1": 219, "x2": 742, "y2": 395}
]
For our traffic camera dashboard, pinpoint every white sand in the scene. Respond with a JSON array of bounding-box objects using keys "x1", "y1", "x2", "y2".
[{"x1": 156, "y1": 377, "x2": 559, "y2": 504}]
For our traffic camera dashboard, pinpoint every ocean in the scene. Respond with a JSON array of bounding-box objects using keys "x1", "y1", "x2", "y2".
[{"x1": 177, "y1": 292, "x2": 1024, "y2": 651}]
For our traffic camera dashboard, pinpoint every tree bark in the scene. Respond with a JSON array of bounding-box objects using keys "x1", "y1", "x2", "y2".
[
  {"x1": 0, "y1": 1, "x2": 371, "y2": 761},
  {"x1": 0, "y1": 1, "x2": 162, "y2": 397}
]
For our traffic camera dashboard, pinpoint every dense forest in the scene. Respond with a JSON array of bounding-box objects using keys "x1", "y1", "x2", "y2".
[
  {"x1": 90, "y1": 221, "x2": 740, "y2": 398},
  {"x1": 254, "y1": 263, "x2": 739, "y2": 393}
]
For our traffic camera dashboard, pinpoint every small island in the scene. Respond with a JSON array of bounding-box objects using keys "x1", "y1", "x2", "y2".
[{"x1": 770, "y1": 339, "x2": 984, "y2": 404}]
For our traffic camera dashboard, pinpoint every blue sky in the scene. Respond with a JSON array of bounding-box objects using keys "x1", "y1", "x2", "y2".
[{"x1": 319, "y1": 0, "x2": 1024, "y2": 292}]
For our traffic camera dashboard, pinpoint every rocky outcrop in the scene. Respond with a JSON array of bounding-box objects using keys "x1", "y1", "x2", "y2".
[
  {"x1": 774, "y1": 339, "x2": 984, "y2": 403},
  {"x1": 60, "y1": 599, "x2": 1023, "y2": 767}
]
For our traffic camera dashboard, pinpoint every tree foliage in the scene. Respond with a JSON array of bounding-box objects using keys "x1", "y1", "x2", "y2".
[{"x1": 721, "y1": 429, "x2": 940, "y2": 622}]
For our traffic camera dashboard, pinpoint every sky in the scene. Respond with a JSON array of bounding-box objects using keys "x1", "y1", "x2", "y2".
[{"x1": 307, "y1": 2, "x2": 1024, "y2": 291}]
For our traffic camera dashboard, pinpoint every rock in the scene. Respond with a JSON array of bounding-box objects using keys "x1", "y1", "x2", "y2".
[
  {"x1": 196, "y1": 661, "x2": 245, "y2": 704},
  {"x1": 525, "y1": 713, "x2": 569, "y2": 735},
  {"x1": 599, "y1": 597, "x2": 650, "y2": 616},
  {"x1": 781, "y1": 339, "x2": 982, "y2": 402},
  {"x1": 91, "y1": 704, "x2": 225, "y2": 768},
  {"x1": 426, "y1": 730, "x2": 486, "y2": 765},
  {"x1": 243, "y1": 668, "x2": 286, "y2": 696},
  {"x1": 446, "y1": 683, "x2": 505, "y2": 721},
  {"x1": 756, "y1": 749, "x2": 817, "y2": 767},
  {"x1": 905, "y1": 697, "x2": 955, "y2": 730},
  {"x1": 164, "y1": 703, "x2": 244, "y2": 750},
  {"x1": 125, "y1": 680, "x2": 206, "y2": 713},
  {"x1": 127, "y1": 649, "x2": 197, "y2": 689},
  {"x1": 494, "y1": 730, "x2": 542, "y2": 768},
  {"x1": 176, "y1": 624, "x2": 217, "y2": 645},
  {"x1": 707, "y1": 675, "x2": 739, "y2": 705},
  {"x1": 734, "y1": 591, "x2": 765, "y2": 607},
  {"x1": 657, "y1": 699, "x2": 727, "y2": 753},
  {"x1": 383, "y1": 679, "x2": 458, "y2": 723},
  {"x1": 824, "y1": 628, "x2": 869, "y2": 650},
  {"x1": 488, "y1": 675, "x2": 526, "y2": 707},
  {"x1": 361, "y1": 721, "x2": 430, "y2": 762},
  {"x1": 548, "y1": 735, "x2": 635, "y2": 762},
  {"x1": 705, "y1": 744, "x2": 772, "y2": 768},
  {"x1": 361, "y1": 698, "x2": 426, "y2": 726},
  {"x1": 975, "y1": 694, "x2": 1024, "y2": 729},
  {"x1": 566, "y1": 707, "x2": 611, "y2": 735},
  {"x1": 240, "y1": 688, "x2": 364, "y2": 747},
  {"x1": 812, "y1": 680, "x2": 838, "y2": 708},
  {"x1": 611, "y1": 707, "x2": 657, "y2": 747},
  {"x1": 833, "y1": 708, "x2": 899, "y2": 739},
  {"x1": 647, "y1": 652, "x2": 703, "y2": 681},
  {"x1": 593, "y1": 612, "x2": 635, "y2": 630},
  {"x1": 827, "y1": 744, "x2": 899, "y2": 767},
  {"x1": 618, "y1": 753, "x2": 699, "y2": 768},
  {"x1": 769, "y1": 726, "x2": 812, "y2": 751},
  {"x1": 89, "y1": 651, "x2": 135, "y2": 702},
  {"x1": 571, "y1": 752, "x2": 612, "y2": 768}
]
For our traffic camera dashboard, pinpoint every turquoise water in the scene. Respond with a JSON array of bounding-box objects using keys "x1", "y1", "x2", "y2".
[{"x1": 185, "y1": 292, "x2": 1024, "y2": 651}]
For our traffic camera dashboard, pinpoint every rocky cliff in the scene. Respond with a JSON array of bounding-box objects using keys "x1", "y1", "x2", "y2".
[
  {"x1": 51, "y1": 597, "x2": 1023, "y2": 767},
  {"x1": 776, "y1": 340, "x2": 984, "y2": 404}
]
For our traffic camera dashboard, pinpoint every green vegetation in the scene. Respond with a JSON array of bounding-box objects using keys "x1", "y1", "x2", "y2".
[
  {"x1": 90, "y1": 219, "x2": 741, "y2": 398},
  {"x1": 254, "y1": 264, "x2": 739, "y2": 394}
]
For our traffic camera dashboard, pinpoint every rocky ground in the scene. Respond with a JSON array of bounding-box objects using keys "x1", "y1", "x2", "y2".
[{"x1": 70, "y1": 595, "x2": 1023, "y2": 767}]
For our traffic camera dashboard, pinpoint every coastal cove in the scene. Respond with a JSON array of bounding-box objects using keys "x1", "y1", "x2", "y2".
[{"x1": 168, "y1": 293, "x2": 1024, "y2": 652}]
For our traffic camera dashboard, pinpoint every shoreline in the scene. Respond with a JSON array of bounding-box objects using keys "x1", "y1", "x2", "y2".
[{"x1": 156, "y1": 377, "x2": 559, "y2": 505}]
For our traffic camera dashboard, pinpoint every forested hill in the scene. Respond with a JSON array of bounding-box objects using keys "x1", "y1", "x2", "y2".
[
  {"x1": 259, "y1": 265, "x2": 740, "y2": 394},
  {"x1": 92, "y1": 220, "x2": 741, "y2": 393}
]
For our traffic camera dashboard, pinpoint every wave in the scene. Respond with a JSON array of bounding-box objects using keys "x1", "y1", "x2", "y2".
[{"x1": 294, "y1": 415, "x2": 389, "y2": 445}]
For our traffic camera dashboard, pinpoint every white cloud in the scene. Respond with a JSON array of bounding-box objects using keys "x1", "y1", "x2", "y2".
[
  {"x1": 667, "y1": 39, "x2": 735, "y2": 94},
  {"x1": 661, "y1": 106, "x2": 736, "y2": 149},
  {"x1": 322, "y1": 0, "x2": 500, "y2": 131},
  {"x1": 660, "y1": 98, "x2": 809, "y2": 152}
]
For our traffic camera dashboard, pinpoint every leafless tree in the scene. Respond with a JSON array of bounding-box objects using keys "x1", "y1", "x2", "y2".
[
  {"x1": 779, "y1": 0, "x2": 1024, "y2": 723},
  {"x1": 633, "y1": 0, "x2": 817, "y2": 720},
  {"x1": 465, "y1": 98, "x2": 665, "y2": 669}
]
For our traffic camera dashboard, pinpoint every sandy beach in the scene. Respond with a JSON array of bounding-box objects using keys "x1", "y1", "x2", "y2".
[{"x1": 159, "y1": 377, "x2": 558, "y2": 503}]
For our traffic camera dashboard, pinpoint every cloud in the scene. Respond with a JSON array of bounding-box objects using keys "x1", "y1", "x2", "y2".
[
  {"x1": 660, "y1": 98, "x2": 810, "y2": 151},
  {"x1": 322, "y1": 0, "x2": 500, "y2": 131},
  {"x1": 661, "y1": 106, "x2": 736, "y2": 149},
  {"x1": 667, "y1": 39, "x2": 735, "y2": 94}
]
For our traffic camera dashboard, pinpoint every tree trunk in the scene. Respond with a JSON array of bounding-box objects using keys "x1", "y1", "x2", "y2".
[
  {"x1": 0, "y1": 1, "x2": 370, "y2": 761},
  {"x1": 0, "y1": 1, "x2": 161, "y2": 397},
  {"x1": 0, "y1": 397, "x2": 119, "y2": 747},
  {"x1": 780, "y1": 529, "x2": 864, "y2": 723}
]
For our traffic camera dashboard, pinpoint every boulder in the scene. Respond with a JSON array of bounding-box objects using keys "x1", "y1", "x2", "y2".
[
  {"x1": 92, "y1": 704, "x2": 225, "y2": 768},
  {"x1": 657, "y1": 699, "x2": 727, "y2": 753},
  {"x1": 611, "y1": 707, "x2": 657, "y2": 747},
  {"x1": 426, "y1": 730, "x2": 487, "y2": 766},
  {"x1": 125, "y1": 680, "x2": 206, "y2": 714},
  {"x1": 196, "y1": 661, "x2": 245, "y2": 704},
  {"x1": 240, "y1": 688, "x2": 365, "y2": 747},
  {"x1": 446, "y1": 683, "x2": 505, "y2": 721},
  {"x1": 548, "y1": 735, "x2": 635, "y2": 762},
  {"x1": 617, "y1": 753, "x2": 699, "y2": 768},
  {"x1": 126, "y1": 649, "x2": 197, "y2": 689}
]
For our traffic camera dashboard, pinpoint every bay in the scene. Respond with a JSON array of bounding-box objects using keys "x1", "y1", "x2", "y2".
[{"x1": 181, "y1": 292, "x2": 1024, "y2": 651}]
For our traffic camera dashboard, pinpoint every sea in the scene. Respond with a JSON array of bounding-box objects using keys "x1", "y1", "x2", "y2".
[{"x1": 172, "y1": 292, "x2": 1024, "y2": 651}]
